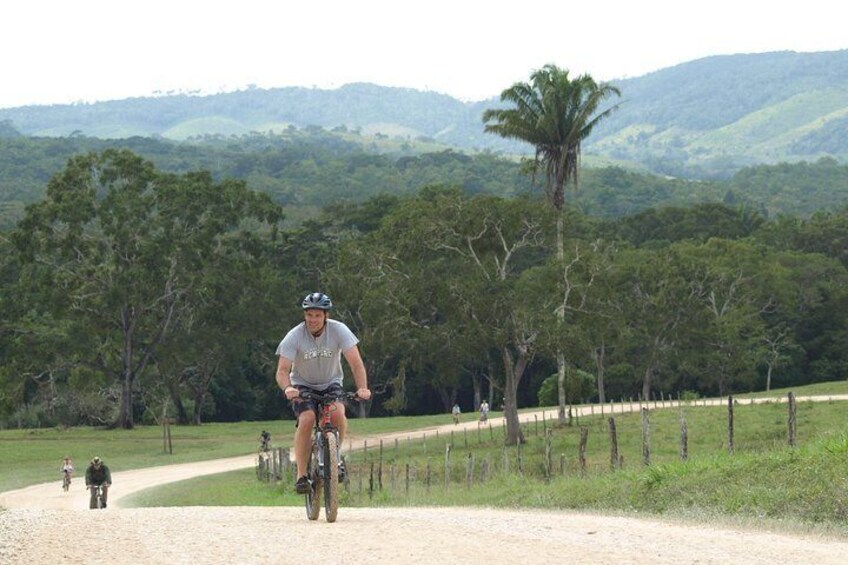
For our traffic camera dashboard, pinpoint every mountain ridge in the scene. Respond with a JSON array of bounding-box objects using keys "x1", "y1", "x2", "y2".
[{"x1": 1, "y1": 49, "x2": 846, "y2": 178}]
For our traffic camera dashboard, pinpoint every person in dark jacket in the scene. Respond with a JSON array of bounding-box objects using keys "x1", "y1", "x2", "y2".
[{"x1": 85, "y1": 456, "x2": 112, "y2": 508}]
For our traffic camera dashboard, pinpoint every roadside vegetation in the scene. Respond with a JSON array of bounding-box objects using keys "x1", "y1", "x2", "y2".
[
  {"x1": 120, "y1": 383, "x2": 848, "y2": 534},
  {"x1": 0, "y1": 413, "x2": 469, "y2": 493}
]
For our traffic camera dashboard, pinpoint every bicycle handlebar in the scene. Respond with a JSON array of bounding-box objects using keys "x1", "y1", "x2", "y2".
[{"x1": 297, "y1": 390, "x2": 361, "y2": 403}]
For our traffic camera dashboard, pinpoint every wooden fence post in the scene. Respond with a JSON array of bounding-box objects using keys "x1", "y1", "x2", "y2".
[
  {"x1": 544, "y1": 428, "x2": 553, "y2": 480},
  {"x1": 641, "y1": 408, "x2": 650, "y2": 466},
  {"x1": 727, "y1": 395, "x2": 735, "y2": 454},
  {"x1": 578, "y1": 427, "x2": 588, "y2": 475},
  {"x1": 379, "y1": 440, "x2": 384, "y2": 491},
  {"x1": 517, "y1": 442, "x2": 524, "y2": 475},
  {"x1": 679, "y1": 407, "x2": 688, "y2": 462},
  {"x1": 444, "y1": 444, "x2": 451, "y2": 490},
  {"x1": 466, "y1": 453, "x2": 474, "y2": 489},
  {"x1": 788, "y1": 392, "x2": 797, "y2": 447},
  {"x1": 608, "y1": 417, "x2": 619, "y2": 470}
]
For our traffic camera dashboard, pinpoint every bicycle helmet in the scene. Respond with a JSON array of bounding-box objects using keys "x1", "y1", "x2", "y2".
[
  {"x1": 301, "y1": 292, "x2": 333, "y2": 311},
  {"x1": 92, "y1": 456, "x2": 102, "y2": 466}
]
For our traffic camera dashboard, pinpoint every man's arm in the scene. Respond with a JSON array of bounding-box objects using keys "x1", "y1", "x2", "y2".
[
  {"x1": 343, "y1": 345, "x2": 370, "y2": 400},
  {"x1": 276, "y1": 356, "x2": 299, "y2": 400}
]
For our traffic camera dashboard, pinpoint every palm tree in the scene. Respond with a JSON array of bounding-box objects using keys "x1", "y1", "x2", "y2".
[{"x1": 483, "y1": 64, "x2": 621, "y2": 424}]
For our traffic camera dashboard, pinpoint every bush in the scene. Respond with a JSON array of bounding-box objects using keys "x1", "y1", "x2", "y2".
[{"x1": 537, "y1": 368, "x2": 595, "y2": 406}]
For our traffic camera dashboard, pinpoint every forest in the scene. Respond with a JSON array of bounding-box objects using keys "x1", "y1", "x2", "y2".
[
  {"x1": 2, "y1": 127, "x2": 848, "y2": 231},
  {"x1": 1, "y1": 148, "x2": 846, "y2": 430}
]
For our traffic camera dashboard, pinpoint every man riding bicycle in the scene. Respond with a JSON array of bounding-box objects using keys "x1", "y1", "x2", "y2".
[
  {"x1": 275, "y1": 292, "x2": 371, "y2": 495},
  {"x1": 61, "y1": 456, "x2": 74, "y2": 488},
  {"x1": 85, "y1": 456, "x2": 112, "y2": 508},
  {"x1": 479, "y1": 400, "x2": 490, "y2": 423}
]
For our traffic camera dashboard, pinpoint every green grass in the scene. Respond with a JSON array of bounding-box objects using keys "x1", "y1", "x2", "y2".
[
  {"x1": 5, "y1": 383, "x2": 848, "y2": 533},
  {"x1": 0, "y1": 411, "x2": 478, "y2": 493},
  {"x1": 124, "y1": 468, "x2": 304, "y2": 507},
  {"x1": 126, "y1": 391, "x2": 848, "y2": 533}
]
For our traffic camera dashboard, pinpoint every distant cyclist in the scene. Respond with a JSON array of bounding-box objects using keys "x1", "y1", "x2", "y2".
[
  {"x1": 479, "y1": 400, "x2": 490, "y2": 423},
  {"x1": 61, "y1": 456, "x2": 74, "y2": 488},
  {"x1": 276, "y1": 292, "x2": 371, "y2": 495},
  {"x1": 452, "y1": 403, "x2": 461, "y2": 425},
  {"x1": 85, "y1": 456, "x2": 112, "y2": 508}
]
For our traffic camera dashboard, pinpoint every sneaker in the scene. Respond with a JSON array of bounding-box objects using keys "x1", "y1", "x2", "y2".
[
  {"x1": 338, "y1": 459, "x2": 347, "y2": 482},
  {"x1": 295, "y1": 475, "x2": 312, "y2": 495}
]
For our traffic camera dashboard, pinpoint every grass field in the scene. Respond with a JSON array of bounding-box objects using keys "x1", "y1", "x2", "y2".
[
  {"x1": 0, "y1": 411, "x2": 475, "y2": 493},
  {"x1": 4, "y1": 382, "x2": 848, "y2": 533}
]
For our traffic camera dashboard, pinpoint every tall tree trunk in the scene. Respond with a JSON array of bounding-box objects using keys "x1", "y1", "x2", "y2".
[
  {"x1": 502, "y1": 347, "x2": 528, "y2": 445},
  {"x1": 593, "y1": 340, "x2": 607, "y2": 404},
  {"x1": 117, "y1": 371, "x2": 135, "y2": 429},
  {"x1": 470, "y1": 369, "x2": 482, "y2": 411},
  {"x1": 193, "y1": 392, "x2": 206, "y2": 425},
  {"x1": 167, "y1": 381, "x2": 190, "y2": 425},
  {"x1": 556, "y1": 211, "x2": 568, "y2": 424},
  {"x1": 641, "y1": 365, "x2": 653, "y2": 403},
  {"x1": 116, "y1": 309, "x2": 136, "y2": 429}
]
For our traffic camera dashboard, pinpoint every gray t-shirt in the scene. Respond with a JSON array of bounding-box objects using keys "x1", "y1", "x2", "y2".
[{"x1": 275, "y1": 319, "x2": 359, "y2": 390}]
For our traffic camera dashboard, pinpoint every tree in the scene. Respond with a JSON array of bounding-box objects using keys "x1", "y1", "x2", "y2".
[
  {"x1": 12, "y1": 150, "x2": 282, "y2": 428},
  {"x1": 405, "y1": 190, "x2": 548, "y2": 443},
  {"x1": 483, "y1": 64, "x2": 621, "y2": 423}
]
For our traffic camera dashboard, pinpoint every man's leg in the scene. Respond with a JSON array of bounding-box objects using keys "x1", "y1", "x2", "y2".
[
  {"x1": 294, "y1": 410, "x2": 315, "y2": 478},
  {"x1": 101, "y1": 484, "x2": 109, "y2": 507},
  {"x1": 332, "y1": 401, "x2": 348, "y2": 446},
  {"x1": 331, "y1": 402, "x2": 348, "y2": 480}
]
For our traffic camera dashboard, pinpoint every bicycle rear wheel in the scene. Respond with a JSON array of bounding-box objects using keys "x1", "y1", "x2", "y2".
[
  {"x1": 323, "y1": 431, "x2": 340, "y2": 523},
  {"x1": 305, "y1": 441, "x2": 321, "y2": 520}
]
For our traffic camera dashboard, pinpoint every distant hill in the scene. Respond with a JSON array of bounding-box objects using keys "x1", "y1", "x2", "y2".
[{"x1": 1, "y1": 50, "x2": 847, "y2": 179}]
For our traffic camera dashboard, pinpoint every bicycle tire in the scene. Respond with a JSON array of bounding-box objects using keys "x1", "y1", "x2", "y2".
[
  {"x1": 305, "y1": 441, "x2": 321, "y2": 520},
  {"x1": 89, "y1": 487, "x2": 99, "y2": 509},
  {"x1": 62, "y1": 474, "x2": 70, "y2": 492},
  {"x1": 323, "y1": 431, "x2": 340, "y2": 523}
]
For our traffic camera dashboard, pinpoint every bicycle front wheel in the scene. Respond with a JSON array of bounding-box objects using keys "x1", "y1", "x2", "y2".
[
  {"x1": 322, "y1": 431, "x2": 340, "y2": 523},
  {"x1": 305, "y1": 441, "x2": 321, "y2": 521},
  {"x1": 89, "y1": 488, "x2": 99, "y2": 509}
]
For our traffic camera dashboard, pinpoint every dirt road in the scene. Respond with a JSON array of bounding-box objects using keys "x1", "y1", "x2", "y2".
[{"x1": 2, "y1": 395, "x2": 847, "y2": 564}]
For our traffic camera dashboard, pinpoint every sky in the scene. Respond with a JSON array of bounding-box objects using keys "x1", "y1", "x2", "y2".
[{"x1": 2, "y1": 0, "x2": 845, "y2": 109}]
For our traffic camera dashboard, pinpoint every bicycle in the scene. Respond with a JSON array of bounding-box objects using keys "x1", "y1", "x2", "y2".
[
  {"x1": 88, "y1": 484, "x2": 107, "y2": 509},
  {"x1": 298, "y1": 390, "x2": 359, "y2": 523},
  {"x1": 62, "y1": 470, "x2": 72, "y2": 492}
]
